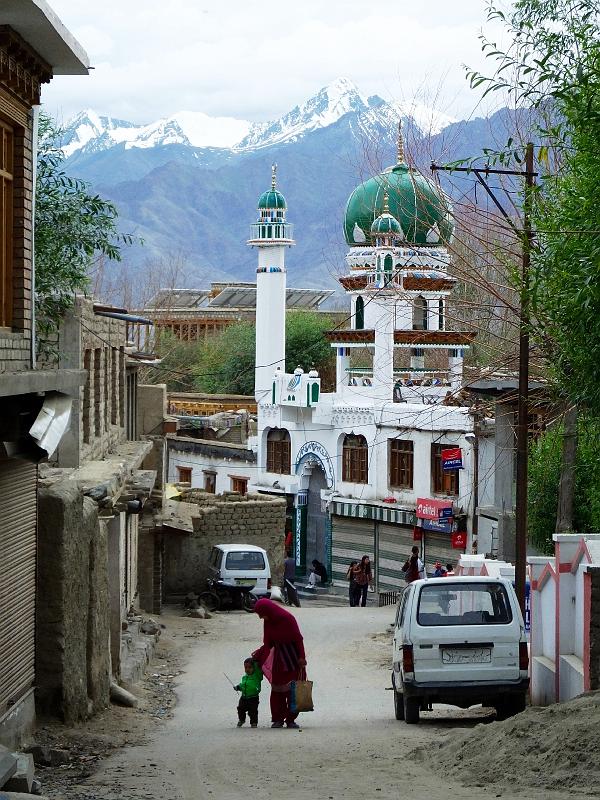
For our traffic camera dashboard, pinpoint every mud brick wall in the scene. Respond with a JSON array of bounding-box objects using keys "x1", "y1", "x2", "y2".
[
  {"x1": 163, "y1": 492, "x2": 286, "y2": 596},
  {"x1": 37, "y1": 481, "x2": 111, "y2": 723},
  {"x1": 589, "y1": 568, "x2": 600, "y2": 690}
]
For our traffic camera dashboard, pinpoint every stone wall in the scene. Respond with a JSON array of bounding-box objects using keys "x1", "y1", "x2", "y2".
[
  {"x1": 37, "y1": 481, "x2": 111, "y2": 723},
  {"x1": 589, "y1": 568, "x2": 600, "y2": 691},
  {"x1": 163, "y1": 491, "x2": 286, "y2": 597},
  {"x1": 54, "y1": 296, "x2": 128, "y2": 467}
]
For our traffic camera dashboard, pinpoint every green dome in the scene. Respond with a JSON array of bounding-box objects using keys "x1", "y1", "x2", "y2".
[
  {"x1": 344, "y1": 162, "x2": 453, "y2": 246},
  {"x1": 371, "y1": 212, "x2": 402, "y2": 236},
  {"x1": 258, "y1": 189, "x2": 287, "y2": 210}
]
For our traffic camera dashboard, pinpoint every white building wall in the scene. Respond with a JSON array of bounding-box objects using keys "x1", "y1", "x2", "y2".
[{"x1": 168, "y1": 449, "x2": 257, "y2": 495}]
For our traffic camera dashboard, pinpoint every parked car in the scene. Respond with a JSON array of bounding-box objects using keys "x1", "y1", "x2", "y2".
[
  {"x1": 200, "y1": 544, "x2": 272, "y2": 611},
  {"x1": 392, "y1": 576, "x2": 529, "y2": 724}
]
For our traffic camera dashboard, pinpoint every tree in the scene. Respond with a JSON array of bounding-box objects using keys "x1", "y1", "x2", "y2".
[{"x1": 35, "y1": 113, "x2": 132, "y2": 348}]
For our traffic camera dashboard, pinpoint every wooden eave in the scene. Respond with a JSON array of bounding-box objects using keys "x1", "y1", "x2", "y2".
[
  {"x1": 402, "y1": 276, "x2": 456, "y2": 291},
  {"x1": 0, "y1": 26, "x2": 52, "y2": 105},
  {"x1": 393, "y1": 330, "x2": 477, "y2": 346},
  {"x1": 324, "y1": 329, "x2": 375, "y2": 344}
]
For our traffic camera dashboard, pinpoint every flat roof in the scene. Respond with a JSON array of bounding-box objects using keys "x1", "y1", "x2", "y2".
[
  {"x1": 208, "y1": 286, "x2": 335, "y2": 310},
  {"x1": 3, "y1": 0, "x2": 89, "y2": 74}
]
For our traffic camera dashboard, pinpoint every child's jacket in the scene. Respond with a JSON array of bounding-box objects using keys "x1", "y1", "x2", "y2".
[{"x1": 237, "y1": 664, "x2": 263, "y2": 698}]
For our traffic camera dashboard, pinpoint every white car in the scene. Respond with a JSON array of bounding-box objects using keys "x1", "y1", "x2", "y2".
[
  {"x1": 208, "y1": 543, "x2": 272, "y2": 597},
  {"x1": 392, "y1": 576, "x2": 529, "y2": 724}
]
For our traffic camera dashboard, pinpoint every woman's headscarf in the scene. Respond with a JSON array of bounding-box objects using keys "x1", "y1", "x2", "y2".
[{"x1": 254, "y1": 598, "x2": 302, "y2": 645}]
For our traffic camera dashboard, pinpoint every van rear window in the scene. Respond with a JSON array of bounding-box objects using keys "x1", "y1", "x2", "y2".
[
  {"x1": 225, "y1": 551, "x2": 265, "y2": 571},
  {"x1": 417, "y1": 582, "x2": 513, "y2": 626}
]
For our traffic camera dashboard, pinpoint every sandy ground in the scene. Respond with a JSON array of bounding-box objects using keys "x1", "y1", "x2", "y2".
[{"x1": 42, "y1": 605, "x2": 591, "y2": 800}]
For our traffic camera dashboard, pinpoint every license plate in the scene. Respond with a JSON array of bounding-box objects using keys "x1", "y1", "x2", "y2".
[
  {"x1": 442, "y1": 647, "x2": 492, "y2": 664},
  {"x1": 235, "y1": 579, "x2": 256, "y2": 586}
]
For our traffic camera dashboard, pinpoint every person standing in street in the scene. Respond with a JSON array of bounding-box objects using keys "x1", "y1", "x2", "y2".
[
  {"x1": 357, "y1": 555, "x2": 373, "y2": 607},
  {"x1": 234, "y1": 657, "x2": 263, "y2": 728},
  {"x1": 403, "y1": 546, "x2": 424, "y2": 584},
  {"x1": 346, "y1": 560, "x2": 358, "y2": 606},
  {"x1": 252, "y1": 599, "x2": 307, "y2": 729}
]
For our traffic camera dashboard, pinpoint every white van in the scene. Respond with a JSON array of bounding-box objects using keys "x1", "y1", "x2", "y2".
[
  {"x1": 208, "y1": 544, "x2": 272, "y2": 597},
  {"x1": 392, "y1": 576, "x2": 529, "y2": 724}
]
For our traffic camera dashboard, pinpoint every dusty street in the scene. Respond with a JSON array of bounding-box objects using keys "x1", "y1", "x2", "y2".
[{"x1": 55, "y1": 605, "x2": 589, "y2": 800}]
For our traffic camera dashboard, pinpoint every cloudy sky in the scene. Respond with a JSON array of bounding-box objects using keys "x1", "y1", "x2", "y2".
[{"x1": 44, "y1": 0, "x2": 505, "y2": 125}]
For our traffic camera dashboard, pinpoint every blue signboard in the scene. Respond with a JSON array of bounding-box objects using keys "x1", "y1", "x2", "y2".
[
  {"x1": 421, "y1": 518, "x2": 453, "y2": 533},
  {"x1": 439, "y1": 507, "x2": 454, "y2": 519}
]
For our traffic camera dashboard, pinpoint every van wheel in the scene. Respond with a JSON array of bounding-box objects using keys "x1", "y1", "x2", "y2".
[
  {"x1": 394, "y1": 688, "x2": 405, "y2": 720},
  {"x1": 404, "y1": 696, "x2": 420, "y2": 724},
  {"x1": 497, "y1": 694, "x2": 526, "y2": 720}
]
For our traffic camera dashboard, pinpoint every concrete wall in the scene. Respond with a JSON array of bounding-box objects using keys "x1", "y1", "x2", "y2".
[
  {"x1": 37, "y1": 482, "x2": 111, "y2": 723},
  {"x1": 163, "y1": 492, "x2": 286, "y2": 596}
]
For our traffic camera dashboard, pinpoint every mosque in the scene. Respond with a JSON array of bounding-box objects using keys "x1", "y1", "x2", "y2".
[{"x1": 168, "y1": 126, "x2": 496, "y2": 589}]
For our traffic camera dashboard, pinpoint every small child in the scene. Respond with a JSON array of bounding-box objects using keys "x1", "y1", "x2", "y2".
[{"x1": 234, "y1": 657, "x2": 263, "y2": 728}]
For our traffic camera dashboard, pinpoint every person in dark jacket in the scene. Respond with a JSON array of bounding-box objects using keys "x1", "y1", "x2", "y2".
[{"x1": 305, "y1": 559, "x2": 328, "y2": 588}]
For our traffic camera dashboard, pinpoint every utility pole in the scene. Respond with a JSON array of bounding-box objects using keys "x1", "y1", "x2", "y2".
[{"x1": 431, "y1": 145, "x2": 536, "y2": 615}]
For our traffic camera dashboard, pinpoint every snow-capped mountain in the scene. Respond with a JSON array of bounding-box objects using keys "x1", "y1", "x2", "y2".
[
  {"x1": 235, "y1": 77, "x2": 372, "y2": 150},
  {"x1": 61, "y1": 78, "x2": 456, "y2": 159}
]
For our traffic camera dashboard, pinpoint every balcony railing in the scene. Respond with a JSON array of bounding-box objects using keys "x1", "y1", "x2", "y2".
[{"x1": 249, "y1": 221, "x2": 294, "y2": 242}]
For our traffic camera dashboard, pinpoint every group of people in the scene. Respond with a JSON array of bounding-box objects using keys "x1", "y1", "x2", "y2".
[
  {"x1": 234, "y1": 598, "x2": 306, "y2": 729},
  {"x1": 345, "y1": 555, "x2": 373, "y2": 607},
  {"x1": 403, "y1": 545, "x2": 454, "y2": 583}
]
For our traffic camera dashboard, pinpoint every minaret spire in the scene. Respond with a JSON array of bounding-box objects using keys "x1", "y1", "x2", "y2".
[
  {"x1": 271, "y1": 162, "x2": 277, "y2": 190},
  {"x1": 397, "y1": 120, "x2": 406, "y2": 166},
  {"x1": 383, "y1": 189, "x2": 390, "y2": 214}
]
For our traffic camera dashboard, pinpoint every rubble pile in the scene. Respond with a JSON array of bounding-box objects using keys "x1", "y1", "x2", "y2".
[{"x1": 429, "y1": 691, "x2": 600, "y2": 792}]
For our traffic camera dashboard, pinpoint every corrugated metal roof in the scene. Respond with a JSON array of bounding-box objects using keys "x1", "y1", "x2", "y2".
[{"x1": 208, "y1": 287, "x2": 334, "y2": 310}]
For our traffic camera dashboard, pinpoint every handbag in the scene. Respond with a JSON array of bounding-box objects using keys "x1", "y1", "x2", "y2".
[{"x1": 290, "y1": 668, "x2": 314, "y2": 713}]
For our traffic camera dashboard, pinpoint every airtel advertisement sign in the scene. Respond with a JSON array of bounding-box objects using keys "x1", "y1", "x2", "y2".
[{"x1": 416, "y1": 497, "x2": 453, "y2": 521}]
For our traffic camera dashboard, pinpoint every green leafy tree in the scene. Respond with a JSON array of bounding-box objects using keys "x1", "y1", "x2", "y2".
[
  {"x1": 35, "y1": 113, "x2": 132, "y2": 348},
  {"x1": 186, "y1": 312, "x2": 336, "y2": 395}
]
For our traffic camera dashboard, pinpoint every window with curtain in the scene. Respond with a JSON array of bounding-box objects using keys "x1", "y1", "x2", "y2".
[{"x1": 389, "y1": 439, "x2": 414, "y2": 489}]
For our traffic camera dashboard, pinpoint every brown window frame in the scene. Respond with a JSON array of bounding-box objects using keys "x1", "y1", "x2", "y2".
[
  {"x1": 203, "y1": 470, "x2": 216, "y2": 494},
  {"x1": 0, "y1": 118, "x2": 14, "y2": 329},
  {"x1": 431, "y1": 444, "x2": 459, "y2": 496},
  {"x1": 230, "y1": 475, "x2": 248, "y2": 495},
  {"x1": 342, "y1": 434, "x2": 368, "y2": 484},
  {"x1": 389, "y1": 439, "x2": 414, "y2": 489},
  {"x1": 266, "y1": 428, "x2": 291, "y2": 474},
  {"x1": 177, "y1": 466, "x2": 192, "y2": 484}
]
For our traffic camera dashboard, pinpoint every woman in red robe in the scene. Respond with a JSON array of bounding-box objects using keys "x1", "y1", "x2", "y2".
[{"x1": 252, "y1": 598, "x2": 307, "y2": 728}]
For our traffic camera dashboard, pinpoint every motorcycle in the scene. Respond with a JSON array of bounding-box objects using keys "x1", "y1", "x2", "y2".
[{"x1": 199, "y1": 578, "x2": 258, "y2": 613}]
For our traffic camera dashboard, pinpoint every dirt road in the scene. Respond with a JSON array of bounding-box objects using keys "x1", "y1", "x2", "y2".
[{"x1": 62, "y1": 605, "x2": 588, "y2": 800}]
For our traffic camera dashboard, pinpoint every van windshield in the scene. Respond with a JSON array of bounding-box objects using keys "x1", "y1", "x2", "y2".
[
  {"x1": 225, "y1": 551, "x2": 266, "y2": 571},
  {"x1": 417, "y1": 582, "x2": 513, "y2": 626}
]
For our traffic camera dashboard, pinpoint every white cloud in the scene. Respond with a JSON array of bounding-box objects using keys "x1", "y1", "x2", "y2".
[{"x1": 41, "y1": 0, "x2": 504, "y2": 125}]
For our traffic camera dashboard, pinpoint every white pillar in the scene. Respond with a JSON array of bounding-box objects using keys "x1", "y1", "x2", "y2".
[
  {"x1": 372, "y1": 298, "x2": 395, "y2": 401},
  {"x1": 336, "y1": 347, "x2": 350, "y2": 389},
  {"x1": 448, "y1": 348, "x2": 464, "y2": 392},
  {"x1": 255, "y1": 245, "x2": 286, "y2": 403}
]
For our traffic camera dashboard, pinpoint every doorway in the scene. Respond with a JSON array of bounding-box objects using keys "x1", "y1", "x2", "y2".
[{"x1": 306, "y1": 463, "x2": 328, "y2": 570}]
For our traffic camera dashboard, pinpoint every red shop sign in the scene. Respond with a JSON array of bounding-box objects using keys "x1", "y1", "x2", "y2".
[
  {"x1": 416, "y1": 497, "x2": 453, "y2": 521},
  {"x1": 412, "y1": 526, "x2": 422, "y2": 541},
  {"x1": 451, "y1": 531, "x2": 467, "y2": 550}
]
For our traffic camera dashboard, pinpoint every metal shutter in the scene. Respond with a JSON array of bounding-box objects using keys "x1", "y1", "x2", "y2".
[
  {"x1": 377, "y1": 523, "x2": 414, "y2": 591},
  {"x1": 331, "y1": 516, "x2": 374, "y2": 587},
  {"x1": 0, "y1": 458, "x2": 37, "y2": 714},
  {"x1": 423, "y1": 531, "x2": 460, "y2": 574}
]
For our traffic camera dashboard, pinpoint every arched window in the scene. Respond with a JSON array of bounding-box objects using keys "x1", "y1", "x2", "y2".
[
  {"x1": 384, "y1": 253, "x2": 393, "y2": 280},
  {"x1": 266, "y1": 428, "x2": 291, "y2": 474},
  {"x1": 355, "y1": 296, "x2": 365, "y2": 330},
  {"x1": 342, "y1": 434, "x2": 368, "y2": 483},
  {"x1": 413, "y1": 296, "x2": 428, "y2": 330},
  {"x1": 438, "y1": 299, "x2": 444, "y2": 330},
  {"x1": 311, "y1": 383, "x2": 319, "y2": 403}
]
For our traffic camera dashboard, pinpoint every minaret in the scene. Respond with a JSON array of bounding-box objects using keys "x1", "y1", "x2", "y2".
[{"x1": 248, "y1": 165, "x2": 295, "y2": 403}]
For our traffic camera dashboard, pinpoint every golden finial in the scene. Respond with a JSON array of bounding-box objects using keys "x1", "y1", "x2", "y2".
[
  {"x1": 271, "y1": 163, "x2": 277, "y2": 190},
  {"x1": 383, "y1": 189, "x2": 390, "y2": 213},
  {"x1": 397, "y1": 119, "x2": 406, "y2": 165}
]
